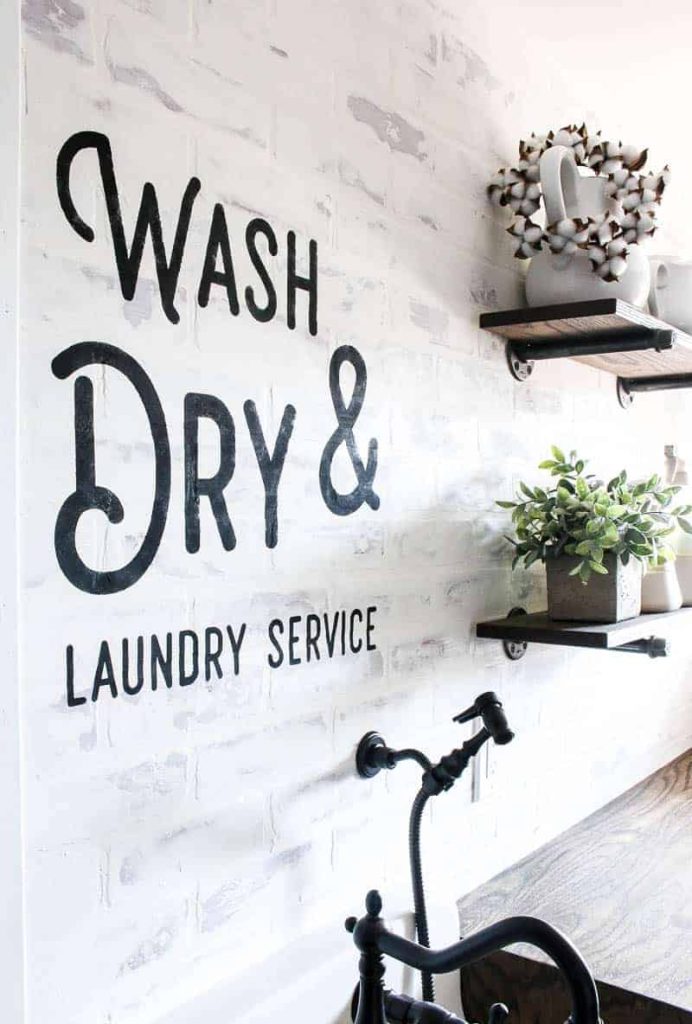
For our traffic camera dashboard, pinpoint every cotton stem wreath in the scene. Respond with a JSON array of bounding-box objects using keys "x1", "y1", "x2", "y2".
[{"x1": 489, "y1": 124, "x2": 670, "y2": 282}]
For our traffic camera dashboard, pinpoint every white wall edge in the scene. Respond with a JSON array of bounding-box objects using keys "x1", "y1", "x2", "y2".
[{"x1": 0, "y1": 1, "x2": 24, "y2": 1022}]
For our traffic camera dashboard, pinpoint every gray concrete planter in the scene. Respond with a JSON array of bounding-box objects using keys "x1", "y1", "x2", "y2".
[{"x1": 546, "y1": 553, "x2": 642, "y2": 623}]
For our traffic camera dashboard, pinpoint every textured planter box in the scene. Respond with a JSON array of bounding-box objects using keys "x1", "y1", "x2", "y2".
[{"x1": 546, "y1": 553, "x2": 642, "y2": 623}]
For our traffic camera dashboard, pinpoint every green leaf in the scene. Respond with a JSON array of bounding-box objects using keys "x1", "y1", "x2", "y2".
[
  {"x1": 569, "y1": 561, "x2": 584, "y2": 576},
  {"x1": 589, "y1": 560, "x2": 608, "y2": 574},
  {"x1": 520, "y1": 481, "x2": 535, "y2": 499},
  {"x1": 679, "y1": 518, "x2": 692, "y2": 535},
  {"x1": 538, "y1": 460, "x2": 556, "y2": 470},
  {"x1": 551, "y1": 445, "x2": 565, "y2": 462},
  {"x1": 496, "y1": 500, "x2": 516, "y2": 509}
]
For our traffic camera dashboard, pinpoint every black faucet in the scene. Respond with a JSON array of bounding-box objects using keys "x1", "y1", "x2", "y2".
[
  {"x1": 346, "y1": 890, "x2": 601, "y2": 1024},
  {"x1": 355, "y1": 692, "x2": 515, "y2": 1003}
]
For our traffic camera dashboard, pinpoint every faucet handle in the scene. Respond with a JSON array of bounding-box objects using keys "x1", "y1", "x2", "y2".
[
  {"x1": 453, "y1": 693, "x2": 514, "y2": 746},
  {"x1": 487, "y1": 1004, "x2": 509, "y2": 1024}
]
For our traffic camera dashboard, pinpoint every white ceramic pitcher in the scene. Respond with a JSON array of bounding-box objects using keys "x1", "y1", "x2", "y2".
[
  {"x1": 525, "y1": 145, "x2": 650, "y2": 308},
  {"x1": 648, "y1": 258, "x2": 692, "y2": 331}
]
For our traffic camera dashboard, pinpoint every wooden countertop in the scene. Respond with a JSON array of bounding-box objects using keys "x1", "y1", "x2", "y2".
[{"x1": 457, "y1": 749, "x2": 692, "y2": 1019}]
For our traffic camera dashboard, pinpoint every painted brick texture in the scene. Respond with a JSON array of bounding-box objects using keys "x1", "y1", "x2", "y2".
[{"x1": 13, "y1": 1, "x2": 692, "y2": 1023}]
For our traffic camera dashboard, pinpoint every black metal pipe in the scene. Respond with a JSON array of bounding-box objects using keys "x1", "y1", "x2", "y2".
[
  {"x1": 377, "y1": 915, "x2": 600, "y2": 1024},
  {"x1": 619, "y1": 373, "x2": 692, "y2": 394},
  {"x1": 613, "y1": 636, "x2": 669, "y2": 657},
  {"x1": 512, "y1": 328, "x2": 672, "y2": 363}
]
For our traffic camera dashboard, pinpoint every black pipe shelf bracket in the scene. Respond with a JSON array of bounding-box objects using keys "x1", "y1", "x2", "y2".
[
  {"x1": 479, "y1": 298, "x2": 692, "y2": 407},
  {"x1": 475, "y1": 607, "x2": 692, "y2": 661}
]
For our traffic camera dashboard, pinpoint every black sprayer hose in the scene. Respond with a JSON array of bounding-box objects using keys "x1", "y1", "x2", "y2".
[{"x1": 409, "y1": 788, "x2": 434, "y2": 1002}]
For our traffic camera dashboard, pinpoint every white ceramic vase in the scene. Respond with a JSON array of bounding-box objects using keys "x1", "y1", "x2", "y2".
[
  {"x1": 649, "y1": 257, "x2": 692, "y2": 330},
  {"x1": 525, "y1": 145, "x2": 651, "y2": 309},
  {"x1": 641, "y1": 562, "x2": 683, "y2": 614},
  {"x1": 674, "y1": 556, "x2": 692, "y2": 606}
]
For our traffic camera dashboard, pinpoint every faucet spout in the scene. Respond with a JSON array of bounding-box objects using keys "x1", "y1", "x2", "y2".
[
  {"x1": 379, "y1": 915, "x2": 600, "y2": 1023},
  {"x1": 347, "y1": 892, "x2": 601, "y2": 1024}
]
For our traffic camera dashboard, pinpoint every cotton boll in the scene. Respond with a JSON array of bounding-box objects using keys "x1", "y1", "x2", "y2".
[
  {"x1": 601, "y1": 157, "x2": 624, "y2": 175},
  {"x1": 510, "y1": 180, "x2": 526, "y2": 199},
  {"x1": 608, "y1": 255, "x2": 628, "y2": 279},
  {"x1": 552, "y1": 128, "x2": 574, "y2": 148},
  {"x1": 597, "y1": 220, "x2": 615, "y2": 245},
  {"x1": 525, "y1": 182, "x2": 541, "y2": 200},
  {"x1": 621, "y1": 144, "x2": 648, "y2": 169},
  {"x1": 610, "y1": 167, "x2": 630, "y2": 188},
  {"x1": 621, "y1": 192, "x2": 642, "y2": 211},
  {"x1": 588, "y1": 246, "x2": 606, "y2": 266},
  {"x1": 547, "y1": 234, "x2": 566, "y2": 252},
  {"x1": 524, "y1": 223, "x2": 543, "y2": 244},
  {"x1": 608, "y1": 238, "x2": 628, "y2": 258},
  {"x1": 554, "y1": 218, "x2": 577, "y2": 238}
]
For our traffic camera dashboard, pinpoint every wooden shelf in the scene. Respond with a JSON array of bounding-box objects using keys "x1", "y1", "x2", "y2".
[
  {"x1": 476, "y1": 607, "x2": 692, "y2": 657},
  {"x1": 481, "y1": 299, "x2": 692, "y2": 403},
  {"x1": 479, "y1": 299, "x2": 692, "y2": 393}
]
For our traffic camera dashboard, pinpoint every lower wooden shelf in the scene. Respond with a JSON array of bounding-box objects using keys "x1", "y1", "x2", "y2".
[{"x1": 475, "y1": 606, "x2": 692, "y2": 658}]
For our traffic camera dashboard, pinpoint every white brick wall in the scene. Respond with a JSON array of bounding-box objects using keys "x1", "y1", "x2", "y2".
[{"x1": 6, "y1": 1, "x2": 692, "y2": 1023}]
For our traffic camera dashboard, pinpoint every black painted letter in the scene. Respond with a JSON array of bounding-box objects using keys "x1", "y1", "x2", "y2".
[
  {"x1": 245, "y1": 218, "x2": 278, "y2": 323},
  {"x1": 244, "y1": 400, "x2": 296, "y2": 548},
  {"x1": 56, "y1": 131, "x2": 200, "y2": 324},
  {"x1": 52, "y1": 342, "x2": 171, "y2": 594},
  {"x1": 184, "y1": 393, "x2": 236, "y2": 553},
  {"x1": 287, "y1": 230, "x2": 318, "y2": 336}
]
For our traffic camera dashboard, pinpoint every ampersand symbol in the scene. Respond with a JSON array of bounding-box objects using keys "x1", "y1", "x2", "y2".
[{"x1": 319, "y1": 345, "x2": 380, "y2": 516}]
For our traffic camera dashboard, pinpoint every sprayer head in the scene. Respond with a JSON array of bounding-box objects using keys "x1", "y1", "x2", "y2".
[{"x1": 453, "y1": 692, "x2": 514, "y2": 745}]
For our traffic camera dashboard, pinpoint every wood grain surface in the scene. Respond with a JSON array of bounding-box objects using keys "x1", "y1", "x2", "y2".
[
  {"x1": 476, "y1": 608, "x2": 692, "y2": 651},
  {"x1": 457, "y1": 749, "x2": 692, "y2": 1021},
  {"x1": 479, "y1": 299, "x2": 692, "y2": 378}
]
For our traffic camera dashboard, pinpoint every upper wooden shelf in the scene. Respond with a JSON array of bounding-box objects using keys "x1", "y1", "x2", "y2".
[{"x1": 479, "y1": 298, "x2": 692, "y2": 381}]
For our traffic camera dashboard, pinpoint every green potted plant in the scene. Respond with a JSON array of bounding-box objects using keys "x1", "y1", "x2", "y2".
[{"x1": 498, "y1": 447, "x2": 692, "y2": 623}]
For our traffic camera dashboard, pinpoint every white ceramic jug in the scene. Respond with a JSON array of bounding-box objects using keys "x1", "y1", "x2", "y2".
[
  {"x1": 648, "y1": 258, "x2": 692, "y2": 331},
  {"x1": 525, "y1": 145, "x2": 650, "y2": 308}
]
